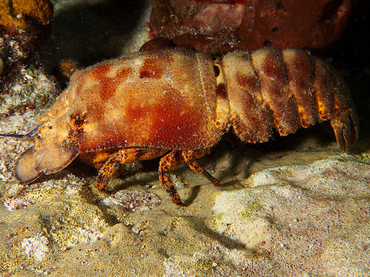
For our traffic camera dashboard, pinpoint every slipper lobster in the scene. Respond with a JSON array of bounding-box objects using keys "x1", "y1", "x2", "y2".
[{"x1": 3, "y1": 48, "x2": 358, "y2": 206}]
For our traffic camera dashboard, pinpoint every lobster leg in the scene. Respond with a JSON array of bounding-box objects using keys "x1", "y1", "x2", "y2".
[
  {"x1": 159, "y1": 150, "x2": 186, "y2": 206},
  {"x1": 182, "y1": 150, "x2": 220, "y2": 187},
  {"x1": 96, "y1": 148, "x2": 168, "y2": 192},
  {"x1": 159, "y1": 149, "x2": 219, "y2": 206}
]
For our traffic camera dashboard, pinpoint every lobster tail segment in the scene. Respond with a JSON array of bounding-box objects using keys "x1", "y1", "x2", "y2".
[{"x1": 222, "y1": 48, "x2": 358, "y2": 150}]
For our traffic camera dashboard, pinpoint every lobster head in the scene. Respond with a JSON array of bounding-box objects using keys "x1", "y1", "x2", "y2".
[{"x1": 15, "y1": 104, "x2": 80, "y2": 184}]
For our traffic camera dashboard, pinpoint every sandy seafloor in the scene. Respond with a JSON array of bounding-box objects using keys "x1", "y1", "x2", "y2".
[{"x1": 0, "y1": 0, "x2": 370, "y2": 276}]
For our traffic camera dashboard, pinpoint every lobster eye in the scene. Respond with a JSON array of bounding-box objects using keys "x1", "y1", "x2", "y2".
[{"x1": 213, "y1": 65, "x2": 220, "y2": 77}]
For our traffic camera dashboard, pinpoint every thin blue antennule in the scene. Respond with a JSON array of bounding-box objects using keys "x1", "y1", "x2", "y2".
[{"x1": 0, "y1": 125, "x2": 41, "y2": 139}]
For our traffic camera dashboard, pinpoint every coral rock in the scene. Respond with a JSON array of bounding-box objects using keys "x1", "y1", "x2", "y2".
[
  {"x1": 0, "y1": 0, "x2": 53, "y2": 48},
  {"x1": 149, "y1": 0, "x2": 352, "y2": 53}
]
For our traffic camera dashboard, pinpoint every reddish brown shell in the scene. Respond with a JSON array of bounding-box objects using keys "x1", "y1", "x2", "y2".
[
  {"x1": 65, "y1": 50, "x2": 221, "y2": 152},
  {"x1": 223, "y1": 48, "x2": 358, "y2": 147},
  {"x1": 14, "y1": 48, "x2": 358, "y2": 192}
]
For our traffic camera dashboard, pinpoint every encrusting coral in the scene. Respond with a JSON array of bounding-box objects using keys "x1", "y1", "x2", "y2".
[{"x1": 149, "y1": 0, "x2": 352, "y2": 53}]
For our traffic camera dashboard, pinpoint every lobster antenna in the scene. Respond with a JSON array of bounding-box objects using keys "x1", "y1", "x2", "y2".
[{"x1": 0, "y1": 125, "x2": 41, "y2": 139}]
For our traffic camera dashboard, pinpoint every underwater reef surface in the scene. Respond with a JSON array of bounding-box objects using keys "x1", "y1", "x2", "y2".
[{"x1": 0, "y1": 0, "x2": 369, "y2": 275}]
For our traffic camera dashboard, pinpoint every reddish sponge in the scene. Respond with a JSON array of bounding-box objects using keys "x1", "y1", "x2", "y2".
[{"x1": 149, "y1": 0, "x2": 352, "y2": 53}]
